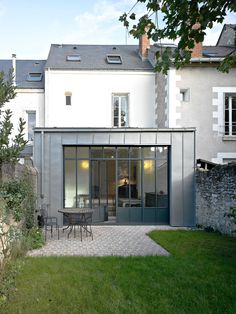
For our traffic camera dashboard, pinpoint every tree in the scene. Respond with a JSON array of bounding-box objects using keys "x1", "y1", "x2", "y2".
[
  {"x1": 120, "y1": 0, "x2": 236, "y2": 74},
  {"x1": 0, "y1": 70, "x2": 27, "y2": 169}
]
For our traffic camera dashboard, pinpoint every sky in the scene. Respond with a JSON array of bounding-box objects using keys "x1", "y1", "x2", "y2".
[{"x1": 0, "y1": 0, "x2": 235, "y2": 60}]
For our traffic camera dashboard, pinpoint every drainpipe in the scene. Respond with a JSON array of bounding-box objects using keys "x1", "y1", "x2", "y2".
[
  {"x1": 40, "y1": 130, "x2": 45, "y2": 205},
  {"x1": 12, "y1": 54, "x2": 16, "y2": 86}
]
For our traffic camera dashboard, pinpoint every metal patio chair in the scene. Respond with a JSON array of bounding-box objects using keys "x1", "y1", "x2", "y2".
[{"x1": 40, "y1": 204, "x2": 60, "y2": 241}]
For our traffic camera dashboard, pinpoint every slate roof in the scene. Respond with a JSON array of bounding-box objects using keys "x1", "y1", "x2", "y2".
[
  {"x1": 202, "y1": 45, "x2": 236, "y2": 57},
  {"x1": 45, "y1": 44, "x2": 153, "y2": 71},
  {"x1": 216, "y1": 24, "x2": 236, "y2": 47},
  {"x1": 0, "y1": 59, "x2": 46, "y2": 89}
]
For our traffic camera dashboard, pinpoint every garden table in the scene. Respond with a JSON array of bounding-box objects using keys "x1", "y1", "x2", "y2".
[{"x1": 58, "y1": 208, "x2": 93, "y2": 241}]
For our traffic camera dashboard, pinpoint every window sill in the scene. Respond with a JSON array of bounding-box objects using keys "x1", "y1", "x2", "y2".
[{"x1": 222, "y1": 135, "x2": 236, "y2": 141}]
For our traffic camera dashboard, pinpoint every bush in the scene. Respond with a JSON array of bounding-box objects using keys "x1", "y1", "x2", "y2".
[{"x1": 24, "y1": 227, "x2": 44, "y2": 250}]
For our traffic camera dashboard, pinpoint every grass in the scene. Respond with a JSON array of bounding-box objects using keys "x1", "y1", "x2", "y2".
[{"x1": 1, "y1": 230, "x2": 236, "y2": 314}]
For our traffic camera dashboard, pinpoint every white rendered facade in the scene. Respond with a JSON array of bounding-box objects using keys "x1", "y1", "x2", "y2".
[{"x1": 44, "y1": 70, "x2": 156, "y2": 128}]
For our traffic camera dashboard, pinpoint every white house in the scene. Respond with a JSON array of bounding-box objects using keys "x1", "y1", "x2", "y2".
[{"x1": 2, "y1": 25, "x2": 235, "y2": 226}]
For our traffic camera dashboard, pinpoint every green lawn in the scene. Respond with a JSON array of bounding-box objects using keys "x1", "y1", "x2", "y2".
[{"x1": 1, "y1": 230, "x2": 236, "y2": 314}]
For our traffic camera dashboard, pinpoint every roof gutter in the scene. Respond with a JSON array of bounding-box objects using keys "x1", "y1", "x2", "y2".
[{"x1": 190, "y1": 57, "x2": 224, "y2": 63}]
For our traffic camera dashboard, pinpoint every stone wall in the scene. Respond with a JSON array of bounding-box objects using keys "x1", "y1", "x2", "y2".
[{"x1": 196, "y1": 163, "x2": 236, "y2": 235}]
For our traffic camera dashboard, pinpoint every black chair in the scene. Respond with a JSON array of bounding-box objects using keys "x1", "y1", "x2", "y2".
[{"x1": 40, "y1": 204, "x2": 59, "y2": 241}]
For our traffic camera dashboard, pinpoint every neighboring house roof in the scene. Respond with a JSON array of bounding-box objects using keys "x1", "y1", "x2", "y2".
[
  {"x1": 45, "y1": 44, "x2": 153, "y2": 71},
  {"x1": 216, "y1": 24, "x2": 236, "y2": 47},
  {"x1": 202, "y1": 45, "x2": 236, "y2": 57},
  {"x1": 0, "y1": 59, "x2": 46, "y2": 89}
]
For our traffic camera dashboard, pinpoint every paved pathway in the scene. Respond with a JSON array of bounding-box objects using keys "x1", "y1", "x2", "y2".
[{"x1": 27, "y1": 225, "x2": 181, "y2": 257}]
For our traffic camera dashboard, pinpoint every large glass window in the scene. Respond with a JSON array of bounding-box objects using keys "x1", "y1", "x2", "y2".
[
  {"x1": 64, "y1": 146, "x2": 169, "y2": 223},
  {"x1": 225, "y1": 94, "x2": 236, "y2": 136},
  {"x1": 113, "y1": 94, "x2": 129, "y2": 127}
]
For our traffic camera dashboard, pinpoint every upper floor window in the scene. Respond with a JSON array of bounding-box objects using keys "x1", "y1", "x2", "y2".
[
  {"x1": 180, "y1": 89, "x2": 190, "y2": 102},
  {"x1": 27, "y1": 72, "x2": 42, "y2": 82},
  {"x1": 65, "y1": 91, "x2": 72, "y2": 106},
  {"x1": 113, "y1": 94, "x2": 129, "y2": 127},
  {"x1": 106, "y1": 55, "x2": 122, "y2": 64},
  {"x1": 27, "y1": 111, "x2": 36, "y2": 141},
  {"x1": 66, "y1": 55, "x2": 81, "y2": 61},
  {"x1": 225, "y1": 94, "x2": 236, "y2": 136}
]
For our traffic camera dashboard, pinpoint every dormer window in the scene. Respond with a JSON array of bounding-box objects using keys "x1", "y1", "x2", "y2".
[
  {"x1": 27, "y1": 73, "x2": 42, "y2": 82},
  {"x1": 106, "y1": 55, "x2": 122, "y2": 64},
  {"x1": 66, "y1": 55, "x2": 81, "y2": 61}
]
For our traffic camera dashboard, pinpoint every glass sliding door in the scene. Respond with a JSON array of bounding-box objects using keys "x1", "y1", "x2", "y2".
[
  {"x1": 64, "y1": 145, "x2": 169, "y2": 224},
  {"x1": 91, "y1": 159, "x2": 116, "y2": 222}
]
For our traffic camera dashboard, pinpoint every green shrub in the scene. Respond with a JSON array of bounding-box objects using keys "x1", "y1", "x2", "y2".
[{"x1": 24, "y1": 227, "x2": 44, "y2": 250}]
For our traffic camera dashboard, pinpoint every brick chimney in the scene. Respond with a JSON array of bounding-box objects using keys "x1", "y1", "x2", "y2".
[
  {"x1": 139, "y1": 33, "x2": 150, "y2": 60},
  {"x1": 191, "y1": 23, "x2": 202, "y2": 58}
]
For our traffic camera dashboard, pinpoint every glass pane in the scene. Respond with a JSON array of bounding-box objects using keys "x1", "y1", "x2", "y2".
[
  {"x1": 143, "y1": 147, "x2": 155, "y2": 158},
  {"x1": 130, "y1": 160, "x2": 141, "y2": 207},
  {"x1": 225, "y1": 125, "x2": 229, "y2": 135},
  {"x1": 225, "y1": 96, "x2": 229, "y2": 109},
  {"x1": 66, "y1": 95, "x2": 71, "y2": 106},
  {"x1": 156, "y1": 146, "x2": 168, "y2": 159},
  {"x1": 232, "y1": 96, "x2": 236, "y2": 109},
  {"x1": 143, "y1": 160, "x2": 156, "y2": 207},
  {"x1": 104, "y1": 147, "x2": 116, "y2": 158},
  {"x1": 225, "y1": 110, "x2": 229, "y2": 123},
  {"x1": 28, "y1": 112, "x2": 36, "y2": 140},
  {"x1": 64, "y1": 160, "x2": 76, "y2": 207},
  {"x1": 232, "y1": 124, "x2": 236, "y2": 135},
  {"x1": 121, "y1": 96, "x2": 128, "y2": 127},
  {"x1": 77, "y1": 147, "x2": 89, "y2": 158},
  {"x1": 156, "y1": 159, "x2": 168, "y2": 208},
  {"x1": 64, "y1": 147, "x2": 76, "y2": 158},
  {"x1": 232, "y1": 109, "x2": 236, "y2": 123},
  {"x1": 91, "y1": 147, "x2": 103, "y2": 158},
  {"x1": 130, "y1": 147, "x2": 141, "y2": 159},
  {"x1": 117, "y1": 147, "x2": 129, "y2": 158},
  {"x1": 118, "y1": 160, "x2": 129, "y2": 205},
  {"x1": 113, "y1": 97, "x2": 119, "y2": 127},
  {"x1": 77, "y1": 160, "x2": 90, "y2": 207}
]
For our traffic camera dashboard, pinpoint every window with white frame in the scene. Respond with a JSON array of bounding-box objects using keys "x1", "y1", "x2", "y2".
[
  {"x1": 113, "y1": 94, "x2": 129, "y2": 127},
  {"x1": 27, "y1": 111, "x2": 36, "y2": 141},
  {"x1": 225, "y1": 94, "x2": 236, "y2": 135}
]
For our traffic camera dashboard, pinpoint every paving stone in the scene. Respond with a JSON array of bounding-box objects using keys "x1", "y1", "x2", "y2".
[{"x1": 27, "y1": 225, "x2": 185, "y2": 257}]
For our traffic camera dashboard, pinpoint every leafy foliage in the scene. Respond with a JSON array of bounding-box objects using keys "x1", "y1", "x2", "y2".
[
  {"x1": 0, "y1": 172, "x2": 37, "y2": 270},
  {"x1": 0, "y1": 70, "x2": 27, "y2": 167},
  {"x1": 0, "y1": 179, "x2": 27, "y2": 222},
  {"x1": 120, "y1": 0, "x2": 236, "y2": 74}
]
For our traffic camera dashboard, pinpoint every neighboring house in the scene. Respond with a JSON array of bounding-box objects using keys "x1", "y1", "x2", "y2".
[
  {"x1": 1, "y1": 24, "x2": 234, "y2": 226},
  {"x1": 0, "y1": 57, "x2": 45, "y2": 156},
  {"x1": 151, "y1": 24, "x2": 236, "y2": 164}
]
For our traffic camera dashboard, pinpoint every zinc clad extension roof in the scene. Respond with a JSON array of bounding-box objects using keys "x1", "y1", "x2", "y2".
[
  {"x1": 45, "y1": 44, "x2": 153, "y2": 71},
  {"x1": 0, "y1": 59, "x2": 46, "y2": 89}
]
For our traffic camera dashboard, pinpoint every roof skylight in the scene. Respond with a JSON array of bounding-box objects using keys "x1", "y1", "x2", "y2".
[
  {"x1": 106, "y1": 55, "x2": 122, "y2": 64},
  {"x1": 66, "y1": 55, "x2": 81, "y2": 61},
  {"x1": 27, "y1": 72, "x2": 42, "y2": 82}
]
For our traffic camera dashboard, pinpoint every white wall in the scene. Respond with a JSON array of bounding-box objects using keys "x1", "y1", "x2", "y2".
[
  {"x1": 4, "y1": 89, "x2": 44, "y2": 140},
  {"x1": 45, "y1": 70, "x2": 156, "y2": 128}
]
